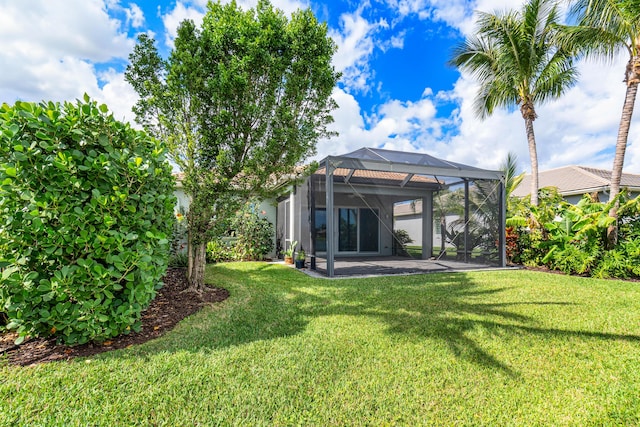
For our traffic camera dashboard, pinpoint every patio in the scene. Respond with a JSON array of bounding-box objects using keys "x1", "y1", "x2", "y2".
[
  {"x1": 309, "y1": 255, "x2": 499, "y2": 277},
  {"x1": 278, "y1": 147, "x2": 506, "y2": 278}
]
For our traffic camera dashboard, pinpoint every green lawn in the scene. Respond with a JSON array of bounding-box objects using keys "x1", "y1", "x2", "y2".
[{"x1": 2, "y1": 263, "x2": 640, "y2": 425}]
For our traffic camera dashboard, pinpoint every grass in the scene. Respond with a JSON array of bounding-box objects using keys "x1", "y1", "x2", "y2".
[{"x1": 2, "y1": 263, "x2": 640, "y2": 425}]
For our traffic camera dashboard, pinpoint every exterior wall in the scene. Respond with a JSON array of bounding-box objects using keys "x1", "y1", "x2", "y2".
[
  {"x1": 174, "y1": 187, "x2": 190, "y2": 214},
  {"x1": 394, "y1": 214, "x2": 422, "y2": 246},
  {"x1": 394, "y1": 213, "x2": 456, "y2": 250}
]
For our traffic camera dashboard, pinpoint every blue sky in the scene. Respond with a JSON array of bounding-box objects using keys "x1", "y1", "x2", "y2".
[{"x1": 2, "y1": 0, "x2": 640, "y2": 174}]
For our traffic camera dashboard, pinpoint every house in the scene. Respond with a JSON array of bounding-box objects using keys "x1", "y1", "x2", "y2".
[
  {"x1": 277, "y1": 147, "x2": 506, "y2": 277},
  {"x1": 513, "y1": 165, "x2": 640, "y2": 204},
  {"x1": 173, "y1": 173, "x2": 278, "y2": 258}
]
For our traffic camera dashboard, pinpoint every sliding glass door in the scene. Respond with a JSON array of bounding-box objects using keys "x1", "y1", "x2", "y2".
[
  {"x1": 359, "y1": 208, "x2": 379, "y2": 252},
  {"x1": 338, "y1": 208, "x2": 358, "y2": 252},
  {"x1": 314, "y1": 207, "x2": 377, "y2": 253}
]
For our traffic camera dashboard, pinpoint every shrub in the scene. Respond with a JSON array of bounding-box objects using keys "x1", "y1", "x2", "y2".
[
  {"x1": 0, "y1": 96, "x2": 176, "y2": 344},
  {"x1": 206, "y1": 239, "x2": 235, "y2": 263},
  {"x1": 229, "y1": 202, "x2": 274, "y2": 261},
  {"x1": 204, "y1": 202, "x2": 274, "y2": 263},
  {"x1": 512, "y1": 191, "x2": 640, "y2": 279},
  {"x1": 170, "y1": 210, "x2": 187, "y2": 256},
  {"x1": 393, "y1": 229, "x2": 413, "y2": 256},
  {"x1": 168, "y1": 252, "x2": 189, "y2": 268}
]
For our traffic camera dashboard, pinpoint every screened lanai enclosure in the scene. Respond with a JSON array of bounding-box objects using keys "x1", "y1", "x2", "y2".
[{"x1": 277, "y1": 148, "x2": 505, "y2": 277}]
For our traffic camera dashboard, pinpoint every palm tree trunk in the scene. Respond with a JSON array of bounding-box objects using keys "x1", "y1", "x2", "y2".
[
  {"x1": 524, "y1": 117, "x2": 540, "y2": 206},
  {"x1": 609, "y1": 75, "x2": 639, "y2": 202},
  {"x1": 607, "y1": 55, "x2": 640, "y2": 247}
]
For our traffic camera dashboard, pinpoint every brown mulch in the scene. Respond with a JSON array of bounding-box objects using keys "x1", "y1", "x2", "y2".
[{"x1": 0, "y1": 268, "x2": 229, "y2": 366}]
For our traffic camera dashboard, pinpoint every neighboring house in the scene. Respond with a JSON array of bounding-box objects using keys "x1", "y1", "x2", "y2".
[
  {"x1": 513, "y1": 166, "x2": 640, "y2": 204},
  {"x1": 393, "y1": 199, "x2": 455, "y2": 249},
  {"x1": 277, "y1": 147, "x2": 506, "y2": 277},
  {"x1": 172, "y1": 173, "x2": 278, "y2": 258}
]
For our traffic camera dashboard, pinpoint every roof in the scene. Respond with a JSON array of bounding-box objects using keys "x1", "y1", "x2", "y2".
[
  {"x1": 320, "y1": 147, "x2": 503, "y2": 182},
  {"x1": 314, "y1": 167, "x2": 441, "y2": 188},
  {"x1": 394, "y1": 199, "x2": 423, "y2": 216},
  {"x1": 513, "y1": 165, "x2": 640, "y2": 197}
]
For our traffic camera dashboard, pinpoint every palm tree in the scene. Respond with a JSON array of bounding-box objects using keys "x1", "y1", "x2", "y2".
[
  {"x1": 450, "y1": 0, "x2": 578, "y2": 206},
  {"x1": 567, "y1": 0, "x2": 640, "y2": 202},
  {"x1": 564, "y1": 0, "x2": 640, "y2": 244},
  {"x1": 500, "y1": 152, "x2": 525, "y2": 213}
]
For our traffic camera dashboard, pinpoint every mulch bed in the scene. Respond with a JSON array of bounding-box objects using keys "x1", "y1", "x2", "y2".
[{"x1": 0, "y1": 268, "x2": 229, "y2": 366}]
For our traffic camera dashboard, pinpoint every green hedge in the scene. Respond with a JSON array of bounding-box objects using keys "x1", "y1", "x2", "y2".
[
  {"x1": 508, "y1": 190, "x2": 640, "y2": 279},
  {"x1": 0, "y1": 96, "x2": 176, "y2": 344}
]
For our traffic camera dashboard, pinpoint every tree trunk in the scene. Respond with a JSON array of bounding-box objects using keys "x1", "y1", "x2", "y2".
[
  {"x1": 607, "y1": 54, "x2": 640, "y2": 247},
  {"x1": 187, "y1": 241, "x2": 207, "y2": 292},
  {"x1": 523, "y1": 116, "x2": 539, "y2": 207}
]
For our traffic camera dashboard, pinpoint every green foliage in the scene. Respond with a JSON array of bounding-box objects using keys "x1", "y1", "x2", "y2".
[
  {"x1": 207, "y1": 238, "x2": 234, "y2": 263},
  {"x1": 511, "y1": 190, "x2": 640, "y2": 278},
  {"x1": 168, "y1": 253, "x2": 189, "y2": 268},
  {"x1": 205, "y1": 202, "x2": 274, "y2": 263},
  {"x1": 393, "y1": 229, "x2": 413, "y2": 256},
  {"x1": 206, "y1": 239, "x2": 235, "y2": 264},
  {"x1": 230, "y1": 203, "x2": 274, "y2": 261},
  {"x1": 0, "y1": 97, "x2": 176, "y2": 345},
  {"x1": 284, "y1": 241, "x2": 298, "y2": 258},
  {"x1": 125, "y1": 0, "x2": 339, "y2": 289}
]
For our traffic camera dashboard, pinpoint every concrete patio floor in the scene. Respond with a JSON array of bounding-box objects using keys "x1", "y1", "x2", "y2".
[{"x1": 307, "y1": 256, "x2": 503, "y2": 277}]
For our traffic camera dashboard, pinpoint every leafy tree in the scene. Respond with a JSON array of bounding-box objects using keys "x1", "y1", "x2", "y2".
[
  {"x1": 0, "y1": 96, "x2": 175, "y2": 344},
  {"x1": 450, "y1": 0, "x2": 578, "y2": 206},
  {"x1": 563, "y1": 0, "x2": 640, "y2": 244},
  {"x1": 126, "y1": 0, "x2": 339, "y2": 290}
]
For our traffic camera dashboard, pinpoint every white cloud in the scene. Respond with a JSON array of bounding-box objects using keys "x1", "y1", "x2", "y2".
[
  {"x1": 436, "y1": 55, "x2": 640, "y2": 175},
  {"x1": 329, "y1": 9, "x2": 386, "y2": 93},
  {"x1": 161, "y1": 1, "x2": 205, "y2": 47},
  {"x1": 126, "y1": 3, "x2": 145, "y2": 28},
  {"x1": 96, "y1": 69, "x2": 140, "y2": 124},
  {"x1": 0, "y1": 0, "x2": 136, "y2": 112},
  {"x1": 316, "y1": 87, "x2": 447, "y2": 161}
]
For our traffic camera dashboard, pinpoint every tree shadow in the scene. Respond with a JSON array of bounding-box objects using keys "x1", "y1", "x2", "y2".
[{"x1": 105, "y1": 263, "x2": 640, "y2": 376}]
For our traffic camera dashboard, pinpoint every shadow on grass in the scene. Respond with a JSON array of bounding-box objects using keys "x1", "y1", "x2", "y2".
[{"x1": 106, "y1": 262, "x2": 640, "y2": 375}]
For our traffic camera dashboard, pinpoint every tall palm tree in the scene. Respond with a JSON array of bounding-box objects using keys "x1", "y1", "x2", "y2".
[
  {"x1": 568, "y1": 0, "x2": 640, "y2": 202},
  {"x1": 564, "y1": 0, "x2": 640, "y2": 244},
  {"x1": 450, "y1": 0, "x2": 578, "y2": 206}
]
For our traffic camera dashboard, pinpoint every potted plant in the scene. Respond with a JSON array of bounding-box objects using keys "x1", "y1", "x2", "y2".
[
  {"x1": 284, "y1": 241, "x2": 297, "y2": 264},
  {"x1": 295, "y1": 249, "x2": 306, "y2": 269}
]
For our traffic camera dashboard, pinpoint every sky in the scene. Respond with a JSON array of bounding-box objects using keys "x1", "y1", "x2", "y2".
[{"x1": 2, "y1": 0, "x2": 640, "y2": 175}]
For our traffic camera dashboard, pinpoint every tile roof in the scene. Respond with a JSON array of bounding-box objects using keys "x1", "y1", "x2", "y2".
[
  {"x1": 513, "y1": 165, "x2": 640, "y2": 197},
  {"x1": 315, "y1": 167, "x2": 440, "y2": 187}
]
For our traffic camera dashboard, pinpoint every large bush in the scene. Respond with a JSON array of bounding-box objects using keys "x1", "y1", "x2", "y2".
[
  {"x1": 206, "y1": 202, "x2": 274, "y2": 263},
  {"x1": 508, "y1": 190, "x2": 640, "y2": 278},
  {"x1": 0, "y1": 96, "x2": 176, "y2": 344}
]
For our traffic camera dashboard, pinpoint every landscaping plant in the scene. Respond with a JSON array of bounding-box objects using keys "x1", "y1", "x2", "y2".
[
  {"x1": 125, "y1": 0, "x2": 339, "y2": 291},
  {"x1": 508, "y1": 188, "x2": 640, "y2": 278},
  {"x1": 0, "y1": 96, "x2": 176, "y2": 345},
  {"x1": 229, "y1": 203, "x2": 274, "y2": 261}
]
